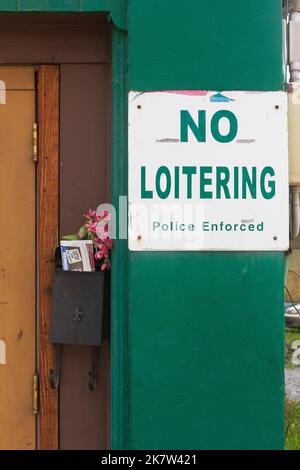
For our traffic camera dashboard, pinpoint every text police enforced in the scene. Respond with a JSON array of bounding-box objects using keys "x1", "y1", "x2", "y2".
[
  {"x1": 152, "y1": 220, "x2": 264, "y2": 232},
  {"x1": 141, "y1": 165, "x2": 275, "y2": 200}
]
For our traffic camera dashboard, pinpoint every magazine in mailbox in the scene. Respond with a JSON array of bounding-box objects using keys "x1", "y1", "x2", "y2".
[{"x1": 60, "y1": 240, "x2": 95, "y2": 272}]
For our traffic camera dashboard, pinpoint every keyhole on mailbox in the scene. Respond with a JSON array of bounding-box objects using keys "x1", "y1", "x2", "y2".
[{"x1": 71, "y1": 307, "x2": 84, "y2": 323}]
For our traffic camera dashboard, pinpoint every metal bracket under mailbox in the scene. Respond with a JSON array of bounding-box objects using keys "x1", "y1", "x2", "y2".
[{"x1": 50, "y1": 343, "x2": 100, "y2": 391}]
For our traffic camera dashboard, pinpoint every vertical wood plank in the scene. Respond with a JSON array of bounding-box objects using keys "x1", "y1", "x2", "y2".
[{"x1": 38, "y1": 65, "x2": 59, "y2": 450}]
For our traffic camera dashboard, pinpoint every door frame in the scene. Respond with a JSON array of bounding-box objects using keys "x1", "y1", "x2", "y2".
[{"x1": 37, "y1": 65, "x2": 60, "y2": 450}]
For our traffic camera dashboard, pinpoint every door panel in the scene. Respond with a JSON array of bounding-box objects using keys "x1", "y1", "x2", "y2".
[{"x1": 0, "y1": 66, "x2": 36, "y2": 449}]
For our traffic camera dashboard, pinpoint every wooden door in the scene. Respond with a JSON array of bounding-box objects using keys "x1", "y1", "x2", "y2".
[{"x1": 0, "y1": 66, "x2": 36, "y2": 449}]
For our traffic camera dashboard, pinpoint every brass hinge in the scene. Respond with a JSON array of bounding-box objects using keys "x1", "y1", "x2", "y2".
[
  {"x1": 33, "y1": 122, "x2": 38, "y2": 162},
  {"x1": 33, "y1": 373, "x2": 39, "y2": 415}
]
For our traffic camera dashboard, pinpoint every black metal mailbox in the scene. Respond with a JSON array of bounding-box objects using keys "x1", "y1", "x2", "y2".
[
  {"x1": 50, "y1": 268, "x2": 105, "y2": 391},
  {"x1": 51, "y1": 270, "x2": 104, "y2": 346}
]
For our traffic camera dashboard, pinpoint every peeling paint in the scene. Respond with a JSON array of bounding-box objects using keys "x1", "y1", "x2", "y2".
[
  {"x1": 210, "y1": 93, "x2": 235, "y2": 103},
  {"x1": 0, "y1": 80, "x2": 6, "y2": 105},
  {"x1": 17, "y1": 330, "x2": 23, "y2": 341},
  {"x1": 156, "y1": 138, "x2": 179, "y2": 143},
  {"x1": 237, "y1": 139, "x2": 256, "y2": 144},
  {"x1": 0, "y1": 340, "x2": 6, "y2": 365},
  {"x1": 131, "y1": 90, "x2": 208, "y2": 101},
  {"x1": 163, "y1": 90, "x2": 208, "y2": 96}
]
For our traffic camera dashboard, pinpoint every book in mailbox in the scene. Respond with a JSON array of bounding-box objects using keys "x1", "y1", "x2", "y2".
[{"x1": 60, "y1": 240, "x2": 95, "y2": 272}]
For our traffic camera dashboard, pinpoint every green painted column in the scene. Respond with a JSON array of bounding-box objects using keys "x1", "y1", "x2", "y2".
[{"x1": 121, "y1": 0, "x2": 285, "y2": 450}]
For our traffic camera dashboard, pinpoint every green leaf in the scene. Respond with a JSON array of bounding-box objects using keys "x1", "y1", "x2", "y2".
[
  {"x1": 62, "y1": 234, "x2": 80, "y2": 241},
  {"x1": 78, "y1": 225, "x2": 88, "y2": 239}
]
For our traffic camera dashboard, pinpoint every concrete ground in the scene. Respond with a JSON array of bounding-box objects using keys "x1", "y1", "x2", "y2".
[{"x1": 285, "y1": 368, "x2": 300, "y2": 402}]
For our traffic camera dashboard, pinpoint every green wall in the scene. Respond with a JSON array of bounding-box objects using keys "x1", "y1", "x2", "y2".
[
  {"x1": 0, "y1": 1, "x2": 127, "y2": 30},
  {"x1": 128, "y1": 0, "x2": 283, "y2": 91},
  {"x1": 125, "y1": 0, "x2": 285, "y2": 450}
]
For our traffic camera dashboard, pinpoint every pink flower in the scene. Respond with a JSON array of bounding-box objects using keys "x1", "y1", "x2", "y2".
[
  {"x1": 79, "y1": 207, "x2": 113, "y2": 270},
  {"x1": 96, "y1": 223, "x2": 105, "y2": 235},
  {"x1": 106, "y1": 238, "x2": 113, "y2": 249},
  {"x1": 85, "y1": 221, "x2": 97, "y2": 233},
  {"x1": 97, "y1": 244, "x2": 108, "y2": 255},
  {"x1": 96, "y1": 210, "x2": 111, "y2": 222},
  {"x1": 98, "y1": 232, "x2": 109, "y2": 242},
  {"x1": 96, "y1": 219, "x2": 111, "y2": 238},
  {"x1": 84, "y1": 209, "x2": 96, "y2": 219},
  {"x1": 98, "y1": 210, "x2": 108, "y2": 219},
  {"x1": 95, "y1": 242, "x2": 110, "y2": 259}
]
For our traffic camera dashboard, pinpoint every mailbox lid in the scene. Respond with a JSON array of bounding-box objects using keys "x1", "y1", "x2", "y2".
[{"x1": 51, "y1": 270, "x2": 105, "y2": 346}]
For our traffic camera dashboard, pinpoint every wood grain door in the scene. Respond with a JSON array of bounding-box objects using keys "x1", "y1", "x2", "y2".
[{"x1": 0, "y1": 66, "x2": 36, "y2": 449}]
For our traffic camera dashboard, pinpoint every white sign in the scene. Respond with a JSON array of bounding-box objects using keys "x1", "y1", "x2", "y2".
[{"x1": 128, "y1": 91, "x2": 289, "y2": 251}]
